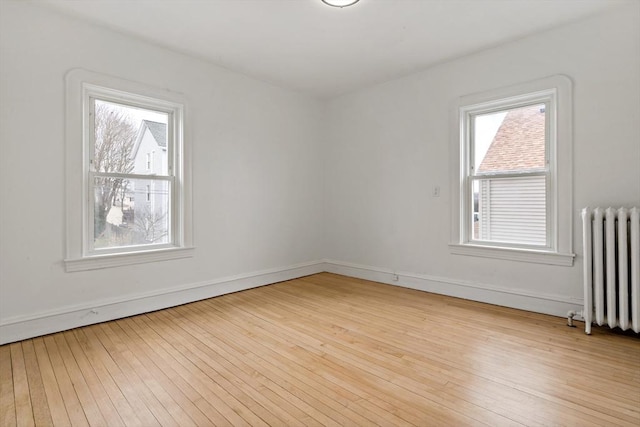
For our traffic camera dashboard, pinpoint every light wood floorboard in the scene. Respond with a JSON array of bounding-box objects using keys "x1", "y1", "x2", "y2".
[{"x1": 1, "y1": 272, "x2": 639, "y2": 426}]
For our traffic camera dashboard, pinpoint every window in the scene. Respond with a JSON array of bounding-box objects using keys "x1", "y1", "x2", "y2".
[
  {"x1": 450, "y1": 75, "x2": 574, "y2": 266},
  {"x1": 471, "y1": 102, "x2": 549, "y2": 246},
  {"x1": 65, "y1": 69, "x2": 193, "y2": 271}
]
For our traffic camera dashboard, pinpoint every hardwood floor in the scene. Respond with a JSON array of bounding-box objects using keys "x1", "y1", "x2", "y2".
[{"x1": 1, "y1": 273, "x2": 639, "y2": 426}]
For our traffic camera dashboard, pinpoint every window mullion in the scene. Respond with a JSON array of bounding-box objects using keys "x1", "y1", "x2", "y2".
[
  {"x1": 471, "y1": 170, "x2": 547, "y2": 180},
  {"x1": 93, "y1": 172, "x2": 173, "y2": 181}
]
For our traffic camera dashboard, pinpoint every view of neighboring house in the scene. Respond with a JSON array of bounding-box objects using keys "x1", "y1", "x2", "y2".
[
  {"x1": 475, "y1": 104, "x2": 547, "y2": 245},
  {"x1": 102, "y1": 118, "x2": 170, "y2": 247},
  {"x1": 129, "y1": 119, "x2": 170, "y2": 244}
]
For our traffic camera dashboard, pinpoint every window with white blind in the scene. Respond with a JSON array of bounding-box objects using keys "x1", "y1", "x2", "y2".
[{"x1": 450, "y1": 76, "x2": 575, "y2": 266}]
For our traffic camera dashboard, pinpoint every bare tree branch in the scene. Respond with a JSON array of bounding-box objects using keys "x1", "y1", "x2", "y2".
[
  {"x1": 93, "y1": 102, "x2": 137, "y2": 238},
  {"x1": 134, "y1": 205, "x2": 169, "y2": 243}
]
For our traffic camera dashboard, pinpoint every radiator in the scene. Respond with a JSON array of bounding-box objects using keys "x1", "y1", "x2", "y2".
[{"x1": 582, "y1": 207, "x2": 640, "y2": 335}]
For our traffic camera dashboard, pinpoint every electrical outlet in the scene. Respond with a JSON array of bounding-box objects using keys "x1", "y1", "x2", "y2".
[
  {"x1": 432, "y1": 186, "x2": 440, "y2": 197},
  {"x1": 392, "y1": 273, "x2": 399, "y2": 282}
]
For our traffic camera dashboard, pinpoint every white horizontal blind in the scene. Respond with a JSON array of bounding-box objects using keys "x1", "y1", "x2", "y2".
[{"x1": 479, "y1": 175, "x2": 546, "y2": 245}]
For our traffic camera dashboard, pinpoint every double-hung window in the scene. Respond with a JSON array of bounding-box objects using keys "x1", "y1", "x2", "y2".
[
  {"x1": 450, "y1": 75, "x2": 574, "y2": 266},
  {"x1": 65, "y1": 70, "x2": 193, "y2": 271},
  {"x1": 469, "y1": 100, "x2": 550, "y2": 247}
]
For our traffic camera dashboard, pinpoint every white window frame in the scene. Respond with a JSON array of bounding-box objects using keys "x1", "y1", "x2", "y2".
[
  {"x1": 449, "y1": 75, "x2": 575, "y2": 266},
  {"x1": 65, "y1": 69, "x2": 193, "y2": 272},
  {"x1": 467, "y1": 97, "x2": 552, "y2": 249}
]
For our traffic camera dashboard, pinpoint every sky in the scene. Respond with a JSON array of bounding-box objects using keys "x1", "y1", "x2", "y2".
[
  {"x1": 473, "y1": 111, "x2": 506, "y2": 170},
  {"x1": 98, "y1": 99, "x2": 168, "y2": 130}
]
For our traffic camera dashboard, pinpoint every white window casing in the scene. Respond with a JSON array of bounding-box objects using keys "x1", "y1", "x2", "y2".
[
  {"x1": 449, "y1": 75, "x2": 575, "y2": 266},
  {"x1": 65, "y1": 69, "x2": 193, "y2": 272}
]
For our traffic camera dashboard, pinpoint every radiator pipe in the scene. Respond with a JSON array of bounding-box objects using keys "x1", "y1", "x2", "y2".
[{"x1": 567, "y1": 310, "x2": 577, "y2": 327}]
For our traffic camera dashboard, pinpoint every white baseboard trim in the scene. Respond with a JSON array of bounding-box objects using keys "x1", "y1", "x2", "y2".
[
  {"x1": 0, "y1": 260, "x2": 324, "y2": 345},
  {"x1": 1, "y1": 258, "x2": 584, "y2": 344},
  {"x1": 323, "y1": 259, "x2": 584, "y2": 319}
]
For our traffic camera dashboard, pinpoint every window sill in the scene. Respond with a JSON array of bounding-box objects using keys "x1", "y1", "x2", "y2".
[
  {"x1": 449, "y1": 243, "x2": 574, "y2": 266},
  {"x1": 65, "y1": 246, "x2": 195, "y2": 272}
]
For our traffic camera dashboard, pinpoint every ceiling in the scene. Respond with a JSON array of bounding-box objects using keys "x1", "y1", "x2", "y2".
[{"x1": 36, "y1": 0, "x2": 630, "y2": 98}]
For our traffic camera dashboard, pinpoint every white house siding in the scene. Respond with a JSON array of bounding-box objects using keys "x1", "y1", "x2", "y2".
[
  {"x1": 479, "y1": 175, "x2": 546, "y2": 245},
  {"x1": 130, "y1": 124, "x2": 169, "y2": 243},
  {"x1": 132, "y1": 124, "x2": 167, "y2": 176}
]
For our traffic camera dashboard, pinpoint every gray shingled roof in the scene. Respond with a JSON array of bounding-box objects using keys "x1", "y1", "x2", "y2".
[{"x1": 143, "y1": 120, "x2": 167, "y2": 148}]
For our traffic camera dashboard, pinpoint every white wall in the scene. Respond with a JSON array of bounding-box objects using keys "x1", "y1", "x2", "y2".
[
  {"x1": 2, "y1": 1, "x2": 639, "y2": 343},
  {"x1": 324, "y1": 3, "x2": 640, "y2": 315},
  {"x1": 0, "y1": 1, "x2": 325, "y2": 342}
]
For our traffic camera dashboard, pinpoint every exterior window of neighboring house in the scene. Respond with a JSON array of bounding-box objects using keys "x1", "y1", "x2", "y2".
[
  {"x1": 65, "y1": 69, "x2": 193, "y2": 271},
  {"x1": 450, "y1": 75, "x2": 574, "y2": 266}
]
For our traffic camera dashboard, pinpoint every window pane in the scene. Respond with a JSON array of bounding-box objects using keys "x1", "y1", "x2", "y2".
[
  {"x1": 93, "y1": 177, "x2": 171, "y2": 249},
  {"x1": 473, "y1": 104, "x2": 546, "y2": 174},
  {"x1": 473, "y1": 176, "x2": 546, "y2": 246},
  {"x1": 94, "y1": 99, "x2": 169, "y2": 175},
  {"x1": 472, "y1": 179, "x2": 480, "y2": 240}
]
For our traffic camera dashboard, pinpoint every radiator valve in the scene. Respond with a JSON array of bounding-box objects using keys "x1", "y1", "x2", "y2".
[{"x1": 567, "y1": 310, "x2": 577, "y2": 328}]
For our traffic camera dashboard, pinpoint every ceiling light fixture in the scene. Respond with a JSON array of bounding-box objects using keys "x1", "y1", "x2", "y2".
[{"x1": 321, "y1": 0, "x2": 360, "y2": 8}]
